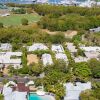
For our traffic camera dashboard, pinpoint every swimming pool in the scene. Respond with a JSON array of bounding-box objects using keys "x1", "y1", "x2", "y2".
[
  {"x1": 28, "y1": 93, "x2": 42, "y2": 100},
  {"x1": 28, "y1": 93, "x2": 55, "y2": 100}
]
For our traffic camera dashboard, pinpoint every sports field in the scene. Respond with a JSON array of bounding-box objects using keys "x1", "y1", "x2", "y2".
[{"x1": 0, "y1": 14, "x2": 41, "y2": 26}]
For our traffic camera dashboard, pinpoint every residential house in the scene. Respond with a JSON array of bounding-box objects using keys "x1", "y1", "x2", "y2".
[
  {"x1": 89, "y1": 27, "x2": 100, "y2": 33},
  {"x1": 0, "y1": 43, "x2": 12, "y2": 51},
  {"x1": 28, "y1": 43, "x2": 48, "y2": 52},
  {"x1": 55, "y1": 53, "x2": 68, "y2": 62},
  {"x1": 64, "y1": 82, "x2": 91, "y2": 100},
  {"x1": 67, "y1": 43, "x2": 77, "y2": 53},
  {"x1": 0, "y1": 52, "x2": 22, "y2": 69},
  {"x1": 52, "y1": 44, "x2": 64, "y2": 53},
  {"x1": 80, "y1": 46, "x2": 100, "y2": 52},
  {"x1": 42, "y1": 54, "x2": 53, "y2": 66}
]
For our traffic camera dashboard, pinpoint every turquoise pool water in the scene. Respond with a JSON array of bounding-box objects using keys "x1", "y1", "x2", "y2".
[{"x1": 28, "y1": 93, "x2": 42, "y2": 100}]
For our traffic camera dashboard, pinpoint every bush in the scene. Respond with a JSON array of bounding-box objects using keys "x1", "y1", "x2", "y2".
[
  {"x1": 50, "y1": 33, "x2": 65, "y2": 43},
  {"x1": 88, "y1": 59, "x2": 100, "y2": 78},
  {"x1": 21, "y1": 18, "x2": 28, "y2": 25},
  {"x1": 0, "y1": 22, "x2": 3, "y2": 28}
]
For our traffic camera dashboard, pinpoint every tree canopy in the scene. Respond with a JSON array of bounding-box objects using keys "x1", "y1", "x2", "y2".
[
  {"x1": 88, "y1": 59, "x2": 100, "y2": 78},
  {"x1": 73, "y1": 62, "x2": 92, "y2": 82}
]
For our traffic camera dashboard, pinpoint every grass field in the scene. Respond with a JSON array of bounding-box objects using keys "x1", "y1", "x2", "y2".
[{"x1": 0, "y1": 14, "x2": 41, "y2": 26}]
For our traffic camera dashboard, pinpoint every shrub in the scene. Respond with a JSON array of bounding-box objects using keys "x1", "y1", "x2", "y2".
[
  {"x1": 0, "y1": 22, "x2": 3, "y2": 28},
  {"x1": 21, "y1": 18, "x2": 28, "y2": 25}
]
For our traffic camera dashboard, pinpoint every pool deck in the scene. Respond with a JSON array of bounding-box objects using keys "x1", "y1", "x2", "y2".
[{"x1": 40, "y1": 95, "x2": 55, "y2": 100}]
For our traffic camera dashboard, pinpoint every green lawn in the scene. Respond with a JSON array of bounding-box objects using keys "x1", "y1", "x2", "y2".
[{"x1": 0, "y1": 14, "x2": 41, "y2": 26}]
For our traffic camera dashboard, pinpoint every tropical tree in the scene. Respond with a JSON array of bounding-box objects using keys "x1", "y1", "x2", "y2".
[
  {"x1": 43, "y1": 70, "x2": 66, "y2": 85},
  {"x1": 31, "y1": 63, "x2": 43, "y2": 76},
  {"x1": 50, "y1": 33, "x2": 65, "y2": 43},
  {"x1": 46, "y1": 84, "x2": 65, "y2": 100},
  {"x1": 73, "y1": 62, "x2": 92, "y2": 82},
  {"x1": 80, "y1": 90, "x2": 96, "y2": 100},
  {"x1": 88, "y1": 58, "x2": 100, "y2": 78}
]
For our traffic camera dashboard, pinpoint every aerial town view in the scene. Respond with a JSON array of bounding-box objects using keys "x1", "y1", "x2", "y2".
[{"x1": 0, "y1": 0, "x2": 100, "y2": 100}]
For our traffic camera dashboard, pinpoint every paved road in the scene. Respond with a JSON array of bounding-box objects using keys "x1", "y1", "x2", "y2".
[{"x1": 0, "y1": 76, "x2": 36, "y2": 83}]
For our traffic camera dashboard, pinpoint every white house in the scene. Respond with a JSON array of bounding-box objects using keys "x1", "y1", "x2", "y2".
[
  {"x1": 28, "y1": 43, "x2": 48, "y2": 52},
  {"x1": 3, "y1": 87, "x2": 27, "y2": 100},
  {"x1": 84, "y1": 51, "x2": 100, "y2": 60},
  {"x1": 52, "y1": 44, "x2": 64, "y2": 53},
  {"x1": 67, "y1": 43, "x2": 77, "y2": 53},
  {"x1": 74, "y1": 56, "x2": 89, "y2": 63},
  {"x1": 42, "y1": 54, "x2": 53, "y2": 66},
  {"x1": 79, "y1": 0, "x2": 96, "y2": 8},
  {"x1": 80, "y1": 46, "x2": 100, "y2": 52},
  {"x1": 0, "y1": 43, "x2": 12, "y2": 51},
  {"x1": 3, "y1": 87, "x2": 13, "y2": 100},
  {"x1": 64, "y1": 82, "x2": 91, "y2": 100},
  {"x1": 37, "y1": 0, "x2": 48, "y2": 3},
  {"x1": 89, "y1": 27, "x2": 100, "y2": 33},
  {"x1": 55, "y1": 53, "x2": 68, "y2": 62},
  {"x1": 0, "y1": 52, "x2": 22, "y2": 69},
  {"x1": 72, "y1": 46, "x2": 100, "y2": 62},
  {"x1": 12, "y1": 91, "x2": 27, "y2": 100}
]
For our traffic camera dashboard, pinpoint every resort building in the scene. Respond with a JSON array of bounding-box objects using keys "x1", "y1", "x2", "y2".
[
  {"x1": 0, "y1": 52, "x2": 22, "y2": 69},
  {"x1": 64, "y1": 82, "x2": 91, "y2": 100},
  {"x1": 60, "y1": 0, "x2": 79, "y2": 6},
  {"x1": 67, "y1": 43, "x2": 77, "y2": 53},
  {"x1": 89, "y1": 27, "x2": 100, "y2": 33},
  {"x1": 3, "y1": 81, "x2": 29, "y2": 100},
  {"x1": 79, "y1": 46, "x2": 100, "y2": 60},
  {"x1": 80, "y1": 46, "x2": 100, "y2": 52},
  {"x1": 37, "y1": 0, "x2": 48, "y2": 3},
  {"x1": 55, "y1": 53, "x2": 68, "y2": 62},
  {"x1": 28, "y1": 43, "x2": 48, "y2": 52},
  {"x1": 42, "y1": 53, "x2": 53, "y2": 66},
  {"x1": 2, "y1": 80, "x2": 55, "y2": 100},
  {"x1": 79, "y1": 0, "x2": 96, "y2": 7},
  {"x1": 3, "y1": 87, "x2": 13, "y2": 100},
  {"x1": 0, "y1": 43, "x2": 12, "y2": 51},
  {"x1": 74, "y1": 56, "x2": 89, "y2": 62},
  {"x1": 52, "y1": 44, "x2": 64, "y2": 53},
  {"x1": 72, "y1": 46, "x2": 100, "y2": 62},
  {"x1": 84, "y1": 51, "x2": 100, "y2": 60},
  {"x1": 3, "y1": 86, "x2": 27, "y2": 100}
]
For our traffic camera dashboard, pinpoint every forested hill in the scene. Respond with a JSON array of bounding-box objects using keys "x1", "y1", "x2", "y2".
[
  {"x1": 33, "y1": 5, "x2": 100, "y2": 31},
  {"x1": 33, "y1": 5, "x2": 100, "y2": 16}
]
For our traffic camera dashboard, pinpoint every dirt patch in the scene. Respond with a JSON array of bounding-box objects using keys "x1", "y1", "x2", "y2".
[
  {"x1": 42, "y1": 29, "x2": 77, "y2": 38},
  {"x1": 64, "y1": 30, "x2": 77, "y2": 38},
  {"x1": 27, "y1": 54, "x2": 39, "y2": 65},
  {"x1": 42, "y1": 29, "x2": 58, "y2": 35}
]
